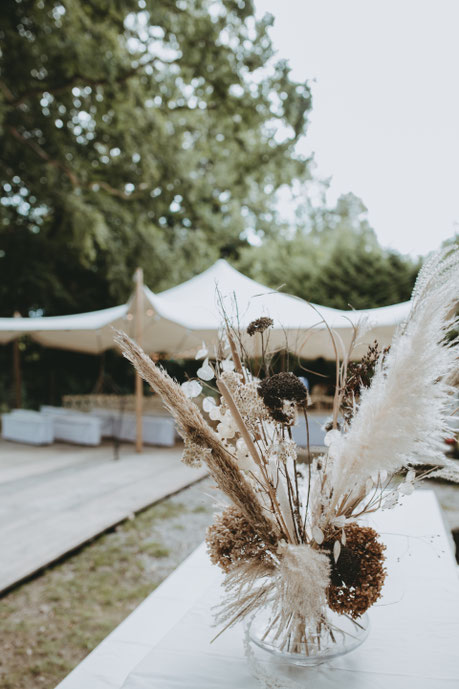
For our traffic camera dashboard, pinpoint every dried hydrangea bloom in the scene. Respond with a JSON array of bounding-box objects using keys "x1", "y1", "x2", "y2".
[
  {"x1": 246, "y1": 317, "x2": 274, "y2": 336},
  {"x1": 219, "y1": 370, "x2": 243, "y2": 397},
  {"x1": 181, "y1": 437, "x2": 212, "y2": 467},
  {"x1": 220, "y1": 371, "x2": 270, "y2": 434},
  {"x1": 216, "y1": 409, "x2": 238, "y2": 440},
  {"x1": 258, "y1": 372, "x2": 308, "y2": 424},
  {"x1": 324, "y1": 523, "x2": 386, "y2": 619},
  {"x1": 206, "y1": 505, "x2": 276, "y2": 573},
  {"x1": 268, "y1": 439, "x2": 297, "y2": 464}
]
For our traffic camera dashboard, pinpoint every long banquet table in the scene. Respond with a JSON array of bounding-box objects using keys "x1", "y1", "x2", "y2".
[{"x1": 56, "y1": 491, "x2": 459, "y2": 689}]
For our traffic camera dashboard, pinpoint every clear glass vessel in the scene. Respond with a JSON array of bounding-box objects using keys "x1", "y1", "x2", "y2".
[{"x1": 246, "y1": 606, "x2": 370, "y2": 667}]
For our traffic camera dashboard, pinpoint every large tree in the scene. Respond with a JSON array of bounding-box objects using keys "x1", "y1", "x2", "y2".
[
  {"x1": 0, "y1": 0, "x2": 311, "y2": 315},
  {"x1": 237, "y1": 192, "x2": 421, "y2": 309}
]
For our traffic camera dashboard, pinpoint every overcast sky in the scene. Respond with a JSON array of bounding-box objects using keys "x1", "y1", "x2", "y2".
[{"x1": 255, "y1": 0, "x2": 459, "y2": 257}]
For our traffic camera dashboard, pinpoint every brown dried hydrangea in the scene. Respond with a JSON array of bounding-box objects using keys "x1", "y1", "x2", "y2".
[
  {"x1": 258, "y1": 372, "x2": 308, "y2": 424},
  {"x1": 206, "y1": 505, "x2": 276, "y2": 573},
  {"x1": 247, "y1": 317, "x2": 274, "y2": 336},
  {"x1": 324, "y1": 523, "x2": 386, "y2": 619},
  {"x1": 341, "y1": 341, "x2": 390, "y2": 424}
]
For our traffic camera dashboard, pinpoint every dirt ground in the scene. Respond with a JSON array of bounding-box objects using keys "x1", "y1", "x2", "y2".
[{"x1": 1, "y1": 475, "x2": 457, "y2": 689}]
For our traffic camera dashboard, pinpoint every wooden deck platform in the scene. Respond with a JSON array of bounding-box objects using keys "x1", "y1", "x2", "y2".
[{"x1": 0, "y1": 439, "x2": 207, "y2": 594}]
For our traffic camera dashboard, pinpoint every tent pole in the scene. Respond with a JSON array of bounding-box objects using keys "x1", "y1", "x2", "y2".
[
  {"x1": 135, "y1": 268, "x2": 144, "y2": 453},
  {"x1": 13, "y1": 311, "x2": 22, "y2": 409}
]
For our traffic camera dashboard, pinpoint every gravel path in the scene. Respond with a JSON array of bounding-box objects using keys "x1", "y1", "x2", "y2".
[{"x1": 133, "y1": 477, "x2": 219, "y2": 582}]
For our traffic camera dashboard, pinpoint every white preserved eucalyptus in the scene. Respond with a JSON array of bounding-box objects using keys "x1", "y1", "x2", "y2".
[
  {"x1": 181, "y1": 380, "x2": 202, "y2": 398},
  {"x1": 197, "y1": 357, "x2": 214, "y2": 381}
]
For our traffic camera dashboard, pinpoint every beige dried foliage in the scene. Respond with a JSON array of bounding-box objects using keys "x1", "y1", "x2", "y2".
[
  {"x1": 114, "y1": 330, "x2": 279, "y2": 545},
  {"x1": 275, "y1": 543, "x2": 331, "y2": 622}
]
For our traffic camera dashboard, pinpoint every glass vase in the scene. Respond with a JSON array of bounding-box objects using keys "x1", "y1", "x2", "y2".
[{"x1": 246, "y1": 604, "x2": 369, "y2": 667}]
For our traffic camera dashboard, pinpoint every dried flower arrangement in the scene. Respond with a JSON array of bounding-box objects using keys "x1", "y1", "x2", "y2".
[{"x1": 114, "y1": 246, "x2": 458, "y2": 661}]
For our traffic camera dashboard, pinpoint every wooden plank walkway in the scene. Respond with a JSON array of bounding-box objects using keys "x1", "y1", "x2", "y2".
[{"x1": 0, "y1": 439, "x2": 207, "y2": 594}]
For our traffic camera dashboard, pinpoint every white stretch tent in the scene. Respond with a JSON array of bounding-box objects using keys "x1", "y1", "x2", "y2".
[
  {"x1": 0, "y1": 259, "x2": 411, "y2": 359},
  {"x1": 0, "y1": 261, "x2": 412, "y2": 452},
  {"x1": 0, "y1": 304, "x2": 128, "y2": 353},
  {"x1": 147, "y1": 259, "x2": 411, "y2": 359}
]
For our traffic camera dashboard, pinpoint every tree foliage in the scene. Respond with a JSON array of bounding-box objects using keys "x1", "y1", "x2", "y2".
[
  {"x1": 237, "y1": 192, "x2": 421, "y2": 309},
  {"x1": 0, "y1": 0, "x2": 311, "y2": 315}
]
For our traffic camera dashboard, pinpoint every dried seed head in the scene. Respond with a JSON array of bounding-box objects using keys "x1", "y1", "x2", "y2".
[
  {"x1": 246, "y1": 317, "x2": 274, "y2": 336},
  {"x1": 258, "y1": 372, "x2": 308, "y2": 423},
  {"x1": 340, "y1": 341, "x2": 390, "y2": 424}
]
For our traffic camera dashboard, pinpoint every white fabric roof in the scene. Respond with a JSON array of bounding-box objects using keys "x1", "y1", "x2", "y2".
[
  {"x1": 341, "y1": 301, "x2": 412, "y2": 359},
  {"x1": 147, "y1": 260, "x2": 411, "y2": 358},
  {"x1": 142, "y1": 260, "x2": 344, "y2": 358},
  {"x1": 0, "y1": 305, "x2": 129, "y2": 353},
  {"x1": 0, "y1": 260, "x2": 411, "y2": 359}
]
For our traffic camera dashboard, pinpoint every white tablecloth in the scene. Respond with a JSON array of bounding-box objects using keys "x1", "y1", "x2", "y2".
[
  {"x1": 56, "y1": 491, "x2": 459, "y2": 689},
  {"x1": 90, "y1": 409, "x2": 176, "y2": 446}
]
